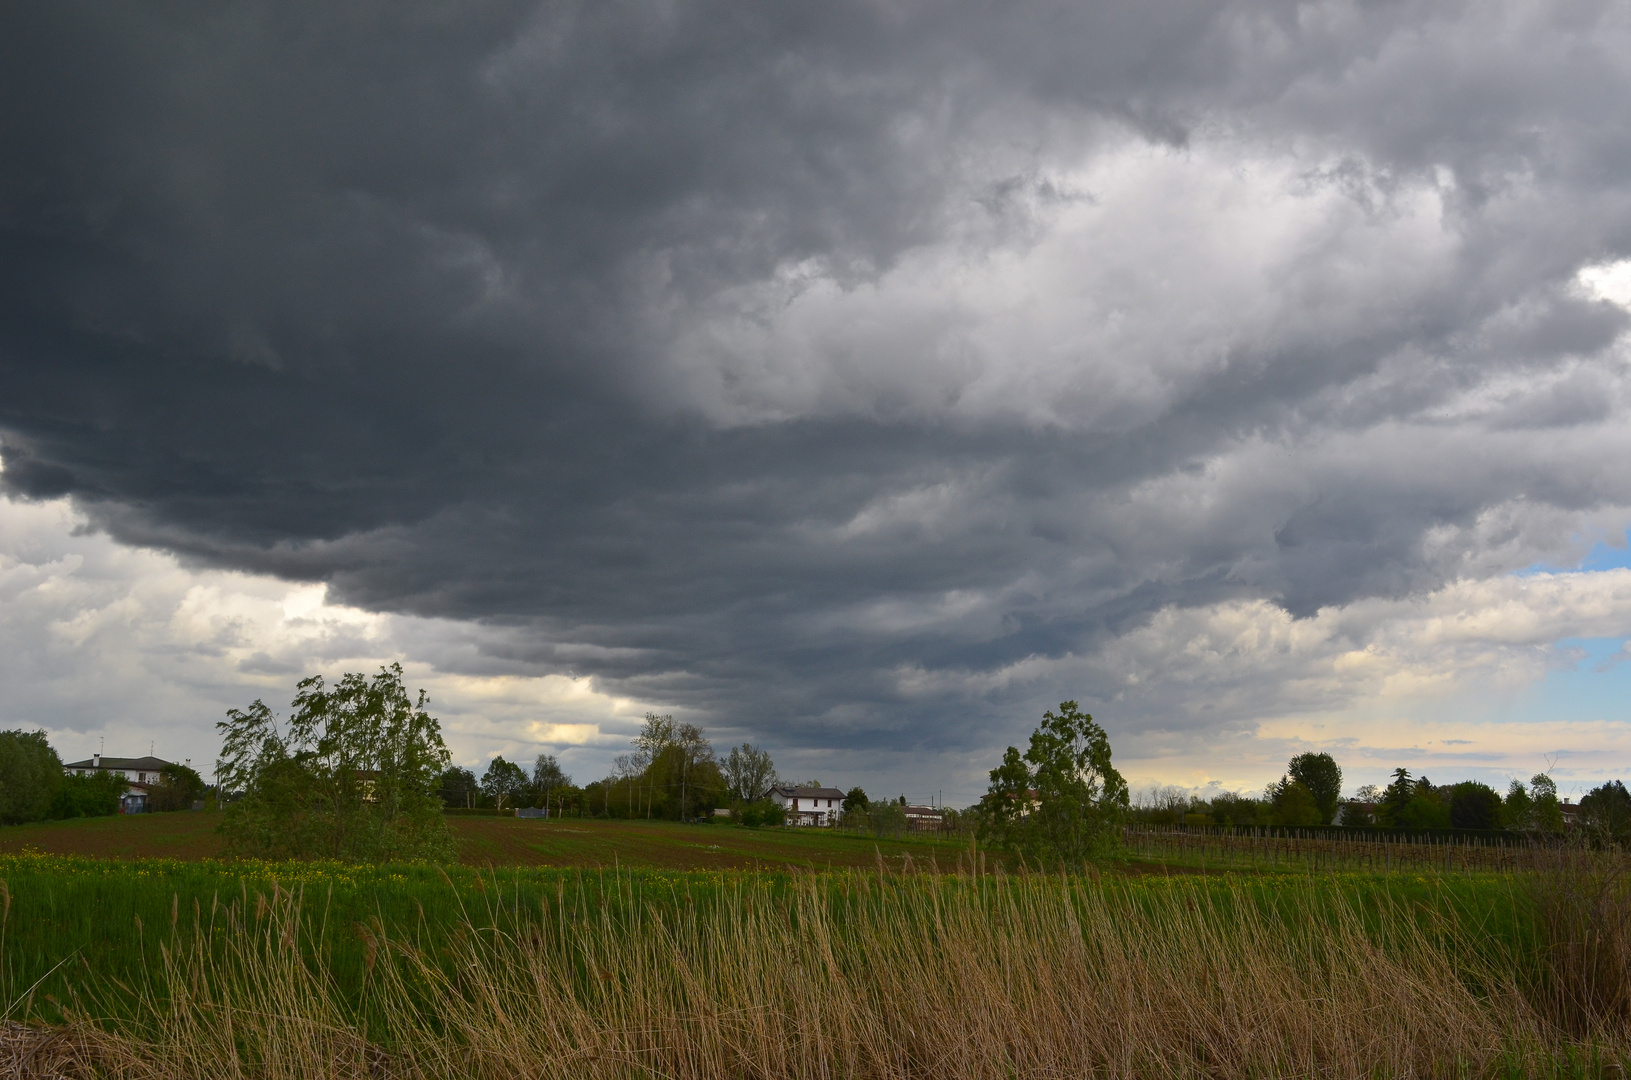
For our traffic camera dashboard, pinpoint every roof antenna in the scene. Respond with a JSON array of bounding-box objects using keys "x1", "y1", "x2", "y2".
[{"x1": 150, "y1": 740, "x2": 154, "y2": 757}]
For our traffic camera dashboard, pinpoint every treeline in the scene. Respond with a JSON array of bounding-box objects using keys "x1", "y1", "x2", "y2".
[
  {"x1": 438, "y1": 715, "x2": 785, "y2": 823},
  {"x1": 0, "y1": 729, "x2": 205, "y2": 825},
  {"x1": 1133, "y1": 753, "x2": 1627, "y2": 838}
]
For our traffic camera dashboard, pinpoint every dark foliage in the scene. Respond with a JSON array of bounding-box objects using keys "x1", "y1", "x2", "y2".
[{"x1": 0, "y1": 730, "x2": 61, "y2": 825}]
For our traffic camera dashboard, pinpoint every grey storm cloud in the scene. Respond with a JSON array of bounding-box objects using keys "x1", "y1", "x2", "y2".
[{"x1": 4, "y1": 0, "x2": 1631, "y2": 757}]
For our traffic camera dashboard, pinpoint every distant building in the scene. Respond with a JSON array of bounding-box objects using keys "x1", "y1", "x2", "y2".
[
  {"x1": 61, "y1": 753, "x2": 175, "y2": 814},
  {"x1": 764, "y1": 784, "x2": 845, "y2": 826}
]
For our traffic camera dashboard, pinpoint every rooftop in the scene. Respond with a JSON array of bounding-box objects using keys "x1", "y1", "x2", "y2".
[
  {"x1": 767, "y1": 784, "x2": 847, "y2": 800},
  {"x1": 63, "y1": 755, "x2": 175, "y2": 771}
]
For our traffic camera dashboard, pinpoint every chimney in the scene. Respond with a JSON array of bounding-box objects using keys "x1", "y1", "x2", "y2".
[{"x1": 93, "y1": 752, "x2": 101, "y2": 768}]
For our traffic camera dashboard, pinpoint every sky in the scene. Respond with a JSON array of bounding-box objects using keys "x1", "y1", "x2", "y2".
[{"x1": 4, "y1": 0, "x2": 1631, "y2": 807}]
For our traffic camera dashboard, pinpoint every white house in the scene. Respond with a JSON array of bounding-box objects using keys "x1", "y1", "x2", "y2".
[
  {"x1": 61, "y1": 753, "x2": 175, "y2": 814},
  {"x1": 764, "y1": 784, "x2": 845, "y2": 826}
]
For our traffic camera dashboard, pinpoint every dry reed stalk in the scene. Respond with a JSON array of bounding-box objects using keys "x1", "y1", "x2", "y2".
[{"x1": 18, "y1": 869, "x2": 1627, "y2": 1080}]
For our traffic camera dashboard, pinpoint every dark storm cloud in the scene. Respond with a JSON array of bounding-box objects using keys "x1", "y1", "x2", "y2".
[{"x1": 5, "y1": 0, "x2": 1631, "y2": 756}]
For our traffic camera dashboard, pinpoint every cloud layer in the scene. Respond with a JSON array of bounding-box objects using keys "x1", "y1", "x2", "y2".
[{"x1": 4, "y1": 0, "x2": 1631, "y2": 795}]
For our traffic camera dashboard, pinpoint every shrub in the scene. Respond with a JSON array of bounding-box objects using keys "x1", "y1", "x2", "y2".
[
  {"x1": 49, "y1": 770, "x2": 124, "y2": 818},
  {"x1": 737, "y1": 799, "x2": 784, "y2": 827}
]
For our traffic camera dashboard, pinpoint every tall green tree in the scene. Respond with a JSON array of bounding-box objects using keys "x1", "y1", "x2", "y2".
[
  {"x1": 1531, "y1": 773, "x2": 1565, "y2": 834},
  {"x1": 531, "y1": 754, "x2": 570, "y2": 808},
  {"x1": 1580, "y1": 780, "x2": 1631, "y2": 845},
  {"x1": 217, "y1": 664, "x2": 455, "y2": 862},
  {"x1": 1377, "y1": 768, "x2": 1415, "y2": 826},
  {"x1": 722, "y1": 743, "x2": 777, "y2": 803},
  {"x1": 841, "y1": 787, "x2": 870, "y2": 818},
  {"x1": 1502, "y1": 779, "x2": 1535, "y2": 831},
  {"x1": 977, "y1": 701, "x2": 1128, "y2": 865},
  {"x1": 1448, "y1": 781, "x2": 1502, "y2": 830},
  {"x1": 438, "y1": 766, "x2": 478, "y2": 808},
  {"x1": 1393, "y1": 776, "x2": 1450, "y2": 829},
  {"x1": 634, "y1": 713, "x2": 676, "y2": 818},
  {"x1": 1287, "y1": 752, "x2": 1343, "y2": 824},
  {"x1": 673, "y1": 723, "x2": 714, "y2": 821},
  {"x1": 0, "y1": 729, "x2": 62, "y2": 825},
  {"x1": 481, "y1": 756, "x2": 529, "y2": 811}
]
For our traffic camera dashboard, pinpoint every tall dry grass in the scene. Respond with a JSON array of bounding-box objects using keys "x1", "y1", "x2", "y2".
[{"x1": 13, "y1": 867, "x2": 1630, "y2": 1079}]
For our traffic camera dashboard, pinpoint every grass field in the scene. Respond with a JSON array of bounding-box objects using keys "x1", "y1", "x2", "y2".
[
  {"x1": 0, "y1": 811, "x2": 977, "y2": 871},
  {"x1": 5, "y1": 815, "x2": 1630, "y2": 1077},
  {"x1": 2, "y1": 851, "x2": 1622, "y2": 1078}
]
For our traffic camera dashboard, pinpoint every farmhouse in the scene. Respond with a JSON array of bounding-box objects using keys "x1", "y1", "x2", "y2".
[
  {"x1": 764, "y1": 784, "x2": 845, "y2": 826},
  {"x1": 61, "y1": 753, "x2": 175, "y2": 814}
]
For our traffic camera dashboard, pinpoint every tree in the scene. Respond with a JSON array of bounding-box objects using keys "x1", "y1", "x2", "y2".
[
  {"x1": 841, "y1": 787, "x2": 870, "y2": 818},
  {"x1": 1531, "y1": 773, "x2": 1565, "y2": 834},
  {"x1": 1501, "y1": 779, "x2": 1535, "y2": 831},
  {"x1": 1209, "y1": 790, "x2": 1264, "y2": 827},
  {"x1": 1136, "y1": 785, "x2": 1192, "y2": 826},
  {"x1": 612, "y1": 752, "x2": 645, "y2": 816},
  {"x1": 1287, "y1": 753, "x2": 1343, "y2": 825},
  {"x1": 1448, "y1": 781, "x2": 1502, "y2": 830},
  {"x1": 532, "y1": 754, "x2": 571, "y2": 808},
  {"x1": 722, "y1": 743, "x2": 777, "y2": 803},
  {"x1": 148, "y1": 762, "x2": 207, "y2": 812},
  {"x1": 481, "y1": 756, "x2": 529, "y2": 811},
  {"x1": 1392, "y1": 776, "x2": 1450, "y2": 829},
  {"x1": 1377, "y1": 768, "x2": 1414, "y2": 827},
  {"x1": 643, "y1": 736, "x2": 725, "y2": 820},
  {"x1": 438, "y1": 766, "x2": 478, "y2": 808},
  {"x1": 635, "y1": 714, "x2": 676, "y2": 818},
  {"x1": 976, "y1": 701, "x2": 1128, "y2": 866},
  {"x1": 673, "y1": 723, "x2": 714, "y2": 821},
  {"x1": 217, "y1": 664, "x2": 456, "y2": 862},
  {"x1": 1340, "y1": 784, "x2": 1382, "y2": 827},
  {"x1": 1580, "y1": 780, "x2": 1631, "y2": 845},
  {"x1": 1267, "y1": 779, "x2": 1320, "y2": 826},
  {"x1": 0, "y1": 730, "x2": 62, "y2": 824}
]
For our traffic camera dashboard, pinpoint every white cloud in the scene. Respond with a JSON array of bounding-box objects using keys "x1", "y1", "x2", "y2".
[
  {"x1": 661, "y1": 136, "x2": 1461, "y2": 430},
  {"x1": 0, "y1": 496, "x2": 661, "y2": 780},
  {"x1": 1580, "y1": 259, "x2": 1631, "y2": 310}
]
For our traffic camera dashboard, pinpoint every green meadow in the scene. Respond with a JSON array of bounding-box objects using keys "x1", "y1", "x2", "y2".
[{"x1": 2, "y1": 821, "x2": 1629, "y2": 1078}]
